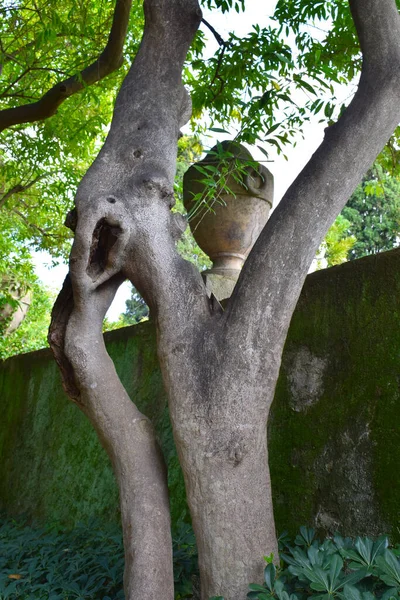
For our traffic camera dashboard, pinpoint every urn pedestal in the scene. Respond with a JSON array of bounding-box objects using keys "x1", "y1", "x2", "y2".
[{"x1": 183, "y1": 141, "x2": 274, "y2": 300}]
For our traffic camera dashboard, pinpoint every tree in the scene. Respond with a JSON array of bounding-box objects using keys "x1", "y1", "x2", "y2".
[
  {"x1": 314, "y1": 214, "x2": 356, "y2": 269},
  {"x1": 122, "y1": 290, "x2": 149, "y2": 324},
  {"x1": 1, "y1": 0, "x2": 399, "y2": 598},
  {"x1": 44, "y1": 0, "x2": 400, "y2": 598},
  {"x1": 0, "y1": 0, "x2": 141, "y2": 316},
  {"x1": 0, "y1": 281, "x2": 54, "y2": 360},
  {"x1": 342, "y1": 168, "x2": 400, "y2": 259}
]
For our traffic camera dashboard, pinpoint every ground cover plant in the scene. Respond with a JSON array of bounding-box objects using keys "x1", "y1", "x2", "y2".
[
  {"x1": 2, "y1": 519, "x2": 400, "y2": 600},
  {"x1": 0, "y1": 517, "x2": 197, "y2": 599},
  {"x1": 247, "y1": 528, "x2": 400, "y2": 600}
]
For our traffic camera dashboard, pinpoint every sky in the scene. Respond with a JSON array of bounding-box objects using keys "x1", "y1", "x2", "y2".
[{"x1": 33, "y1": 1, "x2": 343, "y2": 321}]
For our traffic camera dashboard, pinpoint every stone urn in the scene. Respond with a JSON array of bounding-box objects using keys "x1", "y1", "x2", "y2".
[{"x1": 183, "y1": 141, "x2": 273, "y2": 299}]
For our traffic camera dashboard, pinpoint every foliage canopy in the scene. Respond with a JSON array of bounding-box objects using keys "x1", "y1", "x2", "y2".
[{"x1": 2, "y1": 0, "x2": 400, "y2": 344}]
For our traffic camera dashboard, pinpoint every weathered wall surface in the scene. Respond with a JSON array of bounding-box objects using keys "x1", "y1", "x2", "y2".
[
  {"x1": 269, "y1": 249, "x2": 400, "y2": 540},
  {"x1": 1, "y1": 249, "x2": 399, "y2": 539},
  {"x1": 0, "y1": 325, "x2": 186, "y2": 527}
]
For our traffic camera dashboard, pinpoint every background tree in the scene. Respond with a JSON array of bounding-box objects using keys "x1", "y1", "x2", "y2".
[
  {"x1": 0, "y1": 282, "x2": 54, "y2": 359},
  {"x1": 314, "y1": 214, "x2": 356, "y2": 269},
  {"x1": 122, "y1": 291, "x2": 149, "y2": 325},
  {"x1": 341, "y1": 167, "x2": 400, "y2": 259},
  {"x1": 0, "y1": 0, "x2": 141, "y2": 333}
]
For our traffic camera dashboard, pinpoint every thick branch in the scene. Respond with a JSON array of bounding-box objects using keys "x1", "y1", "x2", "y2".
[
  {"x1": 49, "y1": 274, "x2": 173, "y2": 600},
  {"x1": 226, "y1": 0, "x2": 400, "y2": 359},
  {"x1": 70, "y1": 0, "x2": 207, "y2": 331},
  {"x1": 0, "y1": 0, "x2": 132, "y2": 132}
]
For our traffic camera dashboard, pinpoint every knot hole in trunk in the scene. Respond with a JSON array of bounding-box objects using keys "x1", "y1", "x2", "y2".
[{"x1": 86, "y1": 217, "x2": 123, "y2": 281}]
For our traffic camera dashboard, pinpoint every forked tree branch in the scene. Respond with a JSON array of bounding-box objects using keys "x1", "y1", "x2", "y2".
[
  {"x1": 0, "y1": 0, "x2": 132, "y2": 132},
  {"x1": 225, "y1": 0, "x2": 400, "y2": 359},
  {"x1": 49, "y1": 274, "x2": 173, "y2": 600}
]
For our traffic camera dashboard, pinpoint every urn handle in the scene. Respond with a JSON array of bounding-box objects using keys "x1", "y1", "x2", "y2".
[{"x1": 244, "y1": 164, "x2": 273, "y2": 205}]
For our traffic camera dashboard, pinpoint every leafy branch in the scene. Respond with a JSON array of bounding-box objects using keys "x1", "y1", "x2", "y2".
[
  {"x1": 0, "y1": 174, "x2": 45, "y2": 209},
  {"x1": 0, "y1": 0, "x2": 133, "y2": 132}
]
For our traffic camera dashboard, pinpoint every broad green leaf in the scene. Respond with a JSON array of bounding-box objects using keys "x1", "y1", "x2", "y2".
[
  {"x1": 371, "y1": 536, "x2": 389, "y2": 562},
  {"x1": 264, "y1": 563, "x2": 276, "y2": 591},
  {"x1": 355, "y1": 538, "x2": 374, "y2": 564},
  {"x1": 248, "y1": 583, "x2": 266, "y2": 592},
  {"x1": 329, "y1": 554, "x2": 343, "y2": 589},
  {"x1": 381, "y1": 588, "x2": 399, "y2": 600},
  {"x1": 340, "y1": 567, "x2": 369, "y2": 588},
  {"x1": 341, "y1": 584, "x2": 362, "y2": 600},
  {"x1": 376, "y1": 550, "x2": 400, "y2": 586}
]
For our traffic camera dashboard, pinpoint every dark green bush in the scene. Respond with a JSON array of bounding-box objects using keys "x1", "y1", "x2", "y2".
[
  {"x1": 0, "y1": 516, "x2": 198, "y2": 599},
  {"x1": 248, "y1": 527, "x2": 400, "y2": 600},
  {"x1": 3, "y1": 518, "x2": 399, "y2": 600}
]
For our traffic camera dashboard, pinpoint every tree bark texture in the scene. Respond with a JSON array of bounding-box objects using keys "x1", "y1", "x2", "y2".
[{"x1": 49, "y1": 0, "x2": 400, "y2": 599}]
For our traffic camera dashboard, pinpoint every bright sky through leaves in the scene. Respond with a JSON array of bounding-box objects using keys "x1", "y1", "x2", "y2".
[{"x1": 33, "y1": 0, "x2": 348, "y2": 320}]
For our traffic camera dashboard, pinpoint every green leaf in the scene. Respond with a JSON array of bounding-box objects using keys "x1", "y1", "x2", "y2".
[
  {"x1": 341, "y1": 584, "x2": 362, "y2": 600},
  {"x1": 329, "y1": 554, "x2": 343, "y2": 589},
  {"x1": 264, "y1": 563, "x2": 276, "y2": 591},
  {"x1": 371, "y1": 536, "x2": 389, "y2": 562},
  {"x1": 376, "y1": 550, "x2": 400, "y2": 586},
  {"x1": 247, "y1": 592, "x2": 262, "y2": 599},
  {"x1": 355, "y1": 537, "x2": 373, "y2": 564},
  {"x1": 381, "y1": 588, "x2": 399, "y2": 600},
  {"x1": 340, "y1": 567, "x2": 369, "y2": 588},
  {"x1": 307, "y1": 566, "x2": 330, "y2": 591},
  {"x1": 257, "y1": 146, "x2": 270, "y2": 159},
  {"x1": 209, "y1": 127, "x2": 230, "y2": 134},
  {"x1": 249, "y1": 583, "x2": 266, "y2": 592}
]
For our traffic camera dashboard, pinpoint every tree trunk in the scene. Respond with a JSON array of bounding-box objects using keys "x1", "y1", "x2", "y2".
[
  {"x1": 157, "y1": 316, "x2": 283, "y2": 599},
  {"x1": 49, "y1": 0, "x2": 400, "y2": 599},
  {"x1": 174, "y1": 419, "x2": 277, "y2": 599}
]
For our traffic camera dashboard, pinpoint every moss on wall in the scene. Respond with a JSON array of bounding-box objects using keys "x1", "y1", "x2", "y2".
[
  {"x1": 0, "y1": 349, "x2": 120, "y2": 526},
  {"x1": 1, "y1": 250, "x2": 400, "y2": 538},
  {"x1": 0, "y1": 321, "x2": 188, "y2": 528},
  {"x1": 269, "y1": 249, "x2": 400, "y2": 541}
]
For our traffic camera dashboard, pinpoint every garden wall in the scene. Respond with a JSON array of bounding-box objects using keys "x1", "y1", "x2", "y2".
[{"x1": 1, "y1": 249, "x2": 399, "y2": 539}]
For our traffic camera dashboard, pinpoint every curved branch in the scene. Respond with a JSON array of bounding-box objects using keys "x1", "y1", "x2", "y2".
[
  {"x1": 202, "y1": 18, "x2": 225, "y2": 47},
  {"x1": 225, "y1": 0, "x2": 400, "y2": 357},
  {"x1": 0, "y1": 0, "x2": 132, "y2": 132},
  {"x1": 71, "y1": 0, "x2": 207, "y2": 330},
  {"x1": 49, "y1": 273, "x2": 174, "y2": 600}
]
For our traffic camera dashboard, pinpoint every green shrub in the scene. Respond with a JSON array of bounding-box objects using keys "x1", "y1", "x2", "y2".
[
  {"x1": 0, "y1": 516, "x2": 198, "y2": 599},
  {"x1": 3, "y1": 519, "x2": 399, "y2": 600},
  {"x1": 248, "y1": 527, "x2": 400, "y2": 600}
]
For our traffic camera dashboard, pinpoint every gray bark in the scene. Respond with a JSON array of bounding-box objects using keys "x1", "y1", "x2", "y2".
[{"x1": 49, "y1": 0, "x2": 400, "y2": 599}]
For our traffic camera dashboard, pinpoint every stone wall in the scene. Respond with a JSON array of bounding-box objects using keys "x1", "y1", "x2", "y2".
[{"x1": 1, "y1": 249, "x2": 400, "y2": 539}]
